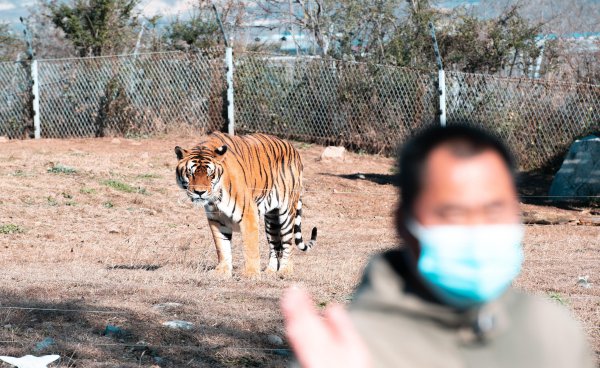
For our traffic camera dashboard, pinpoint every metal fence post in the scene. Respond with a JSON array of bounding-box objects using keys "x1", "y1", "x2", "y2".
[
  {"x1": 31, "y1": 60, "x2": 40, "y2": 139},
  {"x1": 225, "y1": 45, "x2": 235, "y2": 135},
  {"x1": 429, "y1": 22, "x2": 446, "y2": 127},
  {"x1": 212, "y1": 3, "x2": 235, "y2": 135},
  {"x1": 21, "y1": 17, "x2": 41, "y2": 138}
]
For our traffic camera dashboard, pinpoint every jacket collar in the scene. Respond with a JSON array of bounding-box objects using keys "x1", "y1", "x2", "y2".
[{"x1": 350, "y1": 248, "x2": 515, "y2": 343}]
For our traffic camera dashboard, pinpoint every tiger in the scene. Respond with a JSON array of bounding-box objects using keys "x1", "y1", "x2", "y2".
[{"x1": 174, "y1": 131, "x2": 317, "y2": 278}]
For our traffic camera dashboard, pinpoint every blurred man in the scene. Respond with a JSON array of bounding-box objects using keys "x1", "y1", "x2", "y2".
[{"x1": 282, "y1": 123, "x2": 596, "y2": 368}]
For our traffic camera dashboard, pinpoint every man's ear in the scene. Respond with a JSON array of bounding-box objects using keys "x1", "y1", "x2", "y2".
[
  {"x1": 396, "y1": 207, "x2": 421, "y2": 259},
  {"x1": 215, "y1": 145, "x2": 228, "y2": 156},
  {"x1": 175, "y1": 146, "x2": 188, "y2": 160}
]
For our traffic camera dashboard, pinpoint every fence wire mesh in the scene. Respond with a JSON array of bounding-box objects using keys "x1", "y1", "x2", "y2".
[
  {"x1": 446, "y1": 72, "x2": 600, "y2": 169},
  {"x1": 234, "y1": 54, "x2": 438, "y2": 154},
  {"x1": 0, "y1": 50, "x2": 598, "y2": 170},
  {"x1": 38, "y1": 50, "x2": 225, "y2": 138},
  {"x1": 0, "y1": 61, "x2": 32, "y2": 139}
]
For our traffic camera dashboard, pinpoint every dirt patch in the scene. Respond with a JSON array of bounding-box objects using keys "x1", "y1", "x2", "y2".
[{"x1": 0, "y1": 137, "x2": 598, "y2": 366}]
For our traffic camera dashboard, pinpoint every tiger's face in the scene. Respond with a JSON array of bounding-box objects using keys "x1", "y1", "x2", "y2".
[{"x1": 174, "y1": 145, "x2": 228, "y2": 205}]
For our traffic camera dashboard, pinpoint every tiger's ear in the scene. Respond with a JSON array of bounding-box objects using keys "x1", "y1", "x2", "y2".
[
  {"x1": 174, "y1": 146, "x2": 188, "y2": 160},
  {"x1": 215, "y1": 145, "x2": 228, "y2": 156}
]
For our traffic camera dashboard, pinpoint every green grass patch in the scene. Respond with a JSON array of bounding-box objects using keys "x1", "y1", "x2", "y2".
[
  {"x1": 62, "y1": 192, "x2": 73, "y2": 199},
  {"x1": 47, "y1": 196, "x2": 58, "y2": 206},
  {"x1": 136, "y1": 173, "x2": 161, "y2": 179},
  {"x1": 65, "y1": 201, "x2": 77, "y2": 206},
  {"x1": 0, "y1": 224, "x2": 24, "y2": 234},
  {"x1": 297, "y1": 142, "x2": 313, "y2": 150},
  {"x1": 103, "y1": 179, "x2": 147, "y2": 194},
  {"x1": 548, "y1": 292, "x2": 568, "y2": 305},
  {"x1": 47, "y1": 164, "x2": 77, "y2": 174},
  {"x1": 80, "y1": 187, "x2": 96, "y2": 194},
  {"x1": 103, "y1": 201, "x2": 114, "y2": 208}
]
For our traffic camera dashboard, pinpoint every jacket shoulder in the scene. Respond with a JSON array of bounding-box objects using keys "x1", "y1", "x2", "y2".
[{"x1": 509, "y1": 291, "x2": 596, "y2": 367}]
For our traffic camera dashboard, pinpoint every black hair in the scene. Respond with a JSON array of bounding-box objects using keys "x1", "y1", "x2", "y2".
[{"x1": 397, "y1": 121, "x2": 517, "y2": 214}]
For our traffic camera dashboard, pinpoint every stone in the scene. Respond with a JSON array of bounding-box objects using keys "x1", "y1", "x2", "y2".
[
  {"x1": 152, "y1": 302, "x2": 183, "y2": 311},
  {"x1": 111, "y1": 138, "x2": 121, "y2": 144},
  {"x1": 549, "y1": 135, "x2": 600, "y2": 198},
  {"x1": 320, "y1": 146, "x2": 346, "y2": 161},
  {"x1": 0, "y1": 136, "x2": 9, "y2": 143},
  {"x1": 162, "y1": 320, "x2": 194, "y2": 330},
  {"x1": 266, "y1": 334, "x2": 284, "y2": 346}
]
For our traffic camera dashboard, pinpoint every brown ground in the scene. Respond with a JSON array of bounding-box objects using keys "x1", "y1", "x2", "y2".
[{"x1": 0, "y1": 137, "x2": 598, "y2": 367}]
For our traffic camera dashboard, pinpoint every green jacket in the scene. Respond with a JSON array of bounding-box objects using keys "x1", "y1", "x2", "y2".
[{"x1": 349, "y1": 249, "x2": 596, "y2": 368}]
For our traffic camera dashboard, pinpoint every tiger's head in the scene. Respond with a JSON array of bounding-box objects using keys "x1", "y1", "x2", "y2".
[{"x1": 174, "y1": 143, "x2": 228, "y2": 205}]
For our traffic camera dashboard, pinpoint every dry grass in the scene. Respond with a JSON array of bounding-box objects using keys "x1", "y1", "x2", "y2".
[{"x1": 0, "y1": 137, "x2": 597, "y2": 367}]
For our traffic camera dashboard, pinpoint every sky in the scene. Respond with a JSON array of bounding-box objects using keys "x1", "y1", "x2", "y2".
[
  {"x1": 0, "y1": 0, "x2": 194, "y2": 26},
  {"x1": 0, "y1": 0, "x2": 482, "y2": 27}
]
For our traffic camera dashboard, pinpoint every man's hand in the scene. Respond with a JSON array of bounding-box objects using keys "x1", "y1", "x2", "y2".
[{"x1": 281, "y1": 286, "x2": 371, "y2": 368}]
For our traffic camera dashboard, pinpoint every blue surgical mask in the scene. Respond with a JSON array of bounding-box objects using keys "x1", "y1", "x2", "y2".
[{"x1": 407, "y1": 220, "x2": 524, "y2": 310}]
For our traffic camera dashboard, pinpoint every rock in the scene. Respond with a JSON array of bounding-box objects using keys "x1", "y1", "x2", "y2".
[
  {"x1": 0, "y1": 136, "x2": 9, "y2": 143},
  {"x1": 129, "y1": 140, "x2": 142, "y2": 146},
  {"x1": 549, "y1": 135, "x2": 600, "y2": 198},
  {"x1": 153, "y1": 302, "x2": 183, "y2": 311},
  {"x1": 33, "y1": 337, "x2": 55, "y2": 352},
  {"x1": 267, "y1": 334, "x2": 284, "y2": 346},
  {"x1": 162, "y1": 320, "x2": 194, "y2": 330},
  {"x1": 320, "y1": 146, "x2": 346, "y2": 161},
  {"x1": 111, "y1": 138, "x2": 121, "y2": 144}
]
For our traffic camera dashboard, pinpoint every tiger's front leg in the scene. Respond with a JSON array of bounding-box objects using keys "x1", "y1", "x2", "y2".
[
  {"x1": 239, "y1": 203, "x2": 261, "y2": 278},
  {"x1": 205, "y1": 205, "x2": 233, "y2": 278}
]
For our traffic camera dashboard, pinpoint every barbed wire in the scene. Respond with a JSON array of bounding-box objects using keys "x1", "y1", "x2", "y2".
[{"x1": 0, "y1": 294, "x2": 597, "y2": 317}]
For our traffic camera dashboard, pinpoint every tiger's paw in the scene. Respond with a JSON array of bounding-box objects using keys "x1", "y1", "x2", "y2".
[
  {"x1": 265, "y1": 259, "x2": 278, "y2": 274},
  {"x1": 277, "y1": 262, "x2": 294, "y2": 277},
  {"x1": 242, "y1": 265, "x2": 261, "y2": 280},
  {"x1": 211, "y1": 263, "x2": 232, "y2": 278}
]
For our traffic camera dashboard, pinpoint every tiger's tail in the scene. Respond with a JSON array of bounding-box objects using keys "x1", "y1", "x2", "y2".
[{"x1": 294, "y1": 199, "x2": 317, "y2": 251}]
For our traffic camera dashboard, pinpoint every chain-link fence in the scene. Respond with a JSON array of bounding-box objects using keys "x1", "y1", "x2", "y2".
[
  {"x1": 234, "y1": 54, "x2": 438, "y2": 154},
  {"x1": 0, "y1": 50, "x2": 226, "y2": 140},
  {"x1": 0, "y1": 61, "x2": 32, "y2": 139},
  {"x1": 445, "y1": 72, "x2": 600, "y2": 169},
  {"x1": 0, "y1": 50, "x2": 598, "y2": 170}
]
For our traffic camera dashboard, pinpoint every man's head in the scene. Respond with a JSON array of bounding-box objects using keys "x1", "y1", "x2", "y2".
[
  {"x1": 395, "y1": 122, "x2": 523, "y2": 309},
  {"x1": 396, "y1": 123, "x2": 520, "y2": 240}
]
